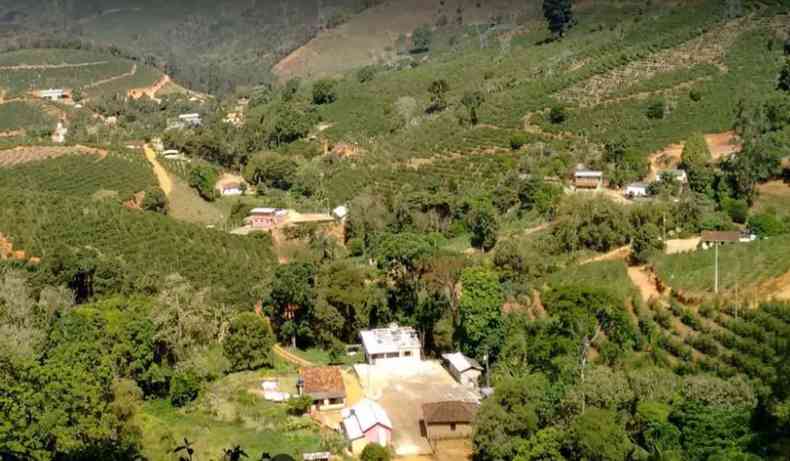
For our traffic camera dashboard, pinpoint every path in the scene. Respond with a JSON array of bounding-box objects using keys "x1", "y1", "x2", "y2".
[
  {"x1": 0, "y1": 61, "x2": 108, "y2": 71},
  {"x1": 127, "y1": 74, "x2": 171, "y2": 101},
  {"x1": 627, "y1": 266, "x2": 663, "y2": 303},
  {"x1": 143, "y1": 145, "x2": 172, "y2": 196},
  {"x1": 272, "y1": 345, "x2": 314, "y2": 367},
  {"x1": 580, "y1": 245, "x2": 631, "y2": 265},
  {"x1": 83, "y1": 63, "x2": 137, "y2": 89}
]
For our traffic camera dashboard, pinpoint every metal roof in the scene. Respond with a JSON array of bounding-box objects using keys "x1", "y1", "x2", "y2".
[
  {"x1": 341, "y1": 399, "x2": 392, "y2": 440},
  {"x1": 442, "y1": 352, "x2": 482, "y2": 373},
  {"x1": 360, "y1": 325, "x2": 420, "y2": 355}
]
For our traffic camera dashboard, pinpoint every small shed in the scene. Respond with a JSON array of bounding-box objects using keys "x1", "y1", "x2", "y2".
[
  {"x1": 341, "y1": 399, "x2": 393, "y2": 454},
  {"x1": 442, "y1": 352, "x2": 482, "y2": 388},
  {"x1": 37, "y1": 88, "x2": 66, "y2": 101},
  {"x1": 220, "y1": 182, "x2": 243, "y2": 196},
  {"x1": 625, "y1": 182, "x2": 649, "y2": 198},
  {"x1": 298, "y1": 366, "x2": 346, "y2": 411},
  {"x1": 422, "y1": 401, "x2": 479, "y2": 441},
  {"x1": 574, "y1": 170, "x2": 604, "y2": 190}
]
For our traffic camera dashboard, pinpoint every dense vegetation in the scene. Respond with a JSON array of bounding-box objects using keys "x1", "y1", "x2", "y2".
[{"x1": 2, "y1": 0, "x2": 790, "y2": 460}]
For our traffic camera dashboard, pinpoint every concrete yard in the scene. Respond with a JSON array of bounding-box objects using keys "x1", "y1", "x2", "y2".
[{"x1": 354, "y1": 361, "x2": 480, "y2": 457}]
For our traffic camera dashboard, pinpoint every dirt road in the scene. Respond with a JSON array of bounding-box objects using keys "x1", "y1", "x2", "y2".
[
  {"x1": 272, "y1": 345, "x2": 314, "y2": 367},
  {"x1": 84, "y1": 64, "x2": 137, "y2": 89},
  {"x1": 628, "y1": 266, "x2": 663, "y2": 303},
  {"x1": 143, "y1": 145, "x2": 172, "y2": 196},
  {"x1": 0, "y1": 61, "x2": 109, "y2": 70}
]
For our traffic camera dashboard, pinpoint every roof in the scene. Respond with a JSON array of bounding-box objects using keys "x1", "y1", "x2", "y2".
[
  {"x1": 360, "y1": 324, "x2": 420, "y2": 355},
  {"x1": 179, "y1": 113, "x2": 201, "y2": 119},
  {"x1": 222, "y1": 182, "x2": 242, "y2": 190},
  {"x1": 627, "y1": 182, "x2": 649, "y2": 189},
  {"x1": 341, "y1": 399, "x2": 392, "y2": 440},
  {"x1": 701, "y1": 231, "x2": 741, "y2": 243},
  {"x1": 575, "y1": 170, "x2": 603, "y2": 178},
  {"x1": 250, "y1": 208, "x2": 287, "y2": 216},
  {"x1": 300, "y1": 367, "x2": 345, "y2": 400},
  {"x1": 422, "y1": 401, "x2": 479, "y2": 425},
  {"x1": 332, "y1": 205, "x2": 348, "y2": 219},
  {"x1": 442, "y1": 352, "x2": 482, "y2": 373}
]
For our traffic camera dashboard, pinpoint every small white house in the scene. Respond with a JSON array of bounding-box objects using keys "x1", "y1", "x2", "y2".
[
  {"x1": 360, "y1": 324, "x2": 422, "y2": 365},
  {"x1": 658, "y1": 169, "x2": 688, "y2": 184},
  {"x1": 625, "y1": 182, "x2": 649, "y2": 198},
  {"x1": 178, "y1": 113, "x2": 203, "y2": 127},
  {"x1": 37, "y1": 88, "x2": 65, "y2": 101},
  {"x1": 442, "y1": 352, "x2": 483, "y2": 388},
  {"x1": 219, "y1": 182, "x2": 244, "y2": 196},
  {"x1": 332, "y1": 205, "x2": 349, "y2": 221}
]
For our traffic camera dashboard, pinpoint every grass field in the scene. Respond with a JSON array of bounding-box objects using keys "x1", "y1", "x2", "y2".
[
  {"x1": 544, "y1": 260, "x2": 640, "y2": 304},
  {"x1": 138, "y1": 368, "x2": 326, "y2": 461},
  {"x1": 652, "y1": 234, "x2": 790, "y2": 296},
  {"x1": 0, "y1": 48, "x2": 111, "y2": 66},
  {"x1": 753, "y1": 181, "x2": 790, "y2": 216}
]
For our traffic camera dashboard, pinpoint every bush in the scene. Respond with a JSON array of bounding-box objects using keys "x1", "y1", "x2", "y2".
[
  {"x1": 169, "y1": 371, "x2": 200, "y2": 407},
  {"x1": 412, "y1": 24, "x2": 433, "y2": 52},
  {"x1": 548, "y1": 105, "x2": 567, "y2": 124},
  {"x1": 510, "y1": 133, "x2": 530, "y2": 150},
  {"x1": 646, "y1": 99, "x2": 666, "y2": 120},
  {"x1": 189, "y1": 165, "x2": 219, "y2": 201},
  {"x1": 721, "y1": 198, "x2": 749, "y2": 224},
  {"x1": 780, "y1": 60, "x2": 790, "y2": 92},
  {"x1": 223, "y1": 312, "x2": 276, "y2": 372},
  {"x1": 360, "y1": 443, "x2": 391, "y2": 461},
  {"x1": 286, "y1": 395, "x2": 313, "y2": 415},
  {"x1": 312, "y1": 79, "x2": 337, "y2": 105},
  {"x1": 142, "y1": 186, "x2": 168, "y2": 213},
  {"x1": 357, "y1": 65, "x2": 378, "y2": 83},
  {"x1": 689, "y1": 89, "x2": 702, "y2": 102},
  {"x1": 749, "y1": 213, "x2": 787, "y2": 237}
]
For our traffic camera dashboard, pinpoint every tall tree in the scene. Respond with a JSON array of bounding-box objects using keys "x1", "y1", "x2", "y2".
[
  {"x1": 223, "y1": 312, "x2": 275, "y2": 372},
  {"x1": 458, "y1": 267, "x2": 504, "y2": 359},
  {"x1": 542, "y1": 0, "x2": 574, "y2": 38}
]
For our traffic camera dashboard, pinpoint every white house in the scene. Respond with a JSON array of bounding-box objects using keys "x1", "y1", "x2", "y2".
[
  {"x1": 37, "y1": 88, "x2": 65, "y2": 101},
  {"x1": 332, "y1": 205, "x2": 349, "y2": 221},
  {"x1": 658, "y1": 169, "x2": 688, "y2": 184},
  {"x1": 178, "y1": 113, "x2": 203, "y2": 127},
  {"x1": 219, "y1": 182, "x2": 244, "y2": 196},
  {"x1": 625, "y1": 182, "x2": 649, "y2": 198},
  {"x1": 359, "y1": 324, "x2": 422, "y2": 365},
  {"x1": 442, "y1": 352, "x2": 483, "y2": 388}
]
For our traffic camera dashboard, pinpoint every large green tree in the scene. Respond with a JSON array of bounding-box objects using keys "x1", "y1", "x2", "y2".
[
  {"x1": 223, "y1": 312, "x2": 275, "y2": 372},
  {"x1": 458, "y1": 267, "x2": 504, "y2": 359},
  {"x1": 568, "y1": 408, "x2": 633, "y2": 461}
]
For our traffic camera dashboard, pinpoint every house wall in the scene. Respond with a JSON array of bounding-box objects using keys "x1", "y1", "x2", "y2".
[
  {"x1": 459, "y1": 369, "x2": 481, "y2": 387},
  {"x1": 364, "y1": 424, "x2": 391, "y2": 446},
  {"x1": 367, "y1": 347, "x2": 421, "y2": 365},
  {"x1": 426, "y1": 422, "x2": 474, "y2": 440},
  {"x1": 314, "y1": 397, "x2": 345, "y2": 411}
]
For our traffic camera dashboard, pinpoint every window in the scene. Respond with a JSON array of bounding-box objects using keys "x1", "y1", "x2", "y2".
[
  {"x1": 403, "y1": 351, "x2": 412, "y2": 357},
  {"x1": 450, "y1": 423, "x2": 456, "y2": 431}
]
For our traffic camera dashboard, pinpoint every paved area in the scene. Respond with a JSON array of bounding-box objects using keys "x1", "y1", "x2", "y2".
[{"x1": 354, "y1": 361, "x2": 479, "y2": 457}]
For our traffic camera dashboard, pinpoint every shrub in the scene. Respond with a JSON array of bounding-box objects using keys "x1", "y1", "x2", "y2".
[
  {"x1": 189, "y1": 165, "x2": 219, "y2": 201},
  {"x1": 646, "y1": 99, "x2": 666, "y2": 120},
  {"x1": 780, "y1": 59, "x2": 790, "y2": 92},
  {"x1": 223, "y1": 312, "x2": 276, "y2": 372},
  {"x1": 721, "y1": 198, "x2": 749, "y2": 224},
  {"x1": 169, "y1": 370, "x2": 200, "y2": 407},
  {"x1": 412, "y1": 24, "x2": 433, "y2": 52},
  {"x1": 548, "y1": 105, "x2": 567, "y2": 124},
  {"x1": 510, "y1": 133, "x2": 529, "y2": 150},
  {"x1": 749, "y1": 213, "x2": 787, "y2": 237},
  {"x1": 286, "y1": 395, "x2": 313, "y2": 415},
  {"x1": 357, "y1": 65, "x2": 378, "y2": 83},
  {"x1": 142, "y1": 186, "x2": 168, "y2": 213},
  {"x1": 360, "y1": 443, "x2": 391, "y2": 461},
  {"x1": 689, "y1": 89, "x2": 702, "y2": 102},
  {"x1": 312, "y1": 79, "x2": 337, "y2": 105}
]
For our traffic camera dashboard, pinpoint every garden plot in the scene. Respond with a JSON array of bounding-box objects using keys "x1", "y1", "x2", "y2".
[{"x1": 0, "y1": 145, "x2": 106, "y2": 167}]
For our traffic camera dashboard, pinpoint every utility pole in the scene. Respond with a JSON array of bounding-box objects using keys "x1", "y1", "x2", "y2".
[{"x1": 714, "y1": 242, "x2": 719, "y2": 295}]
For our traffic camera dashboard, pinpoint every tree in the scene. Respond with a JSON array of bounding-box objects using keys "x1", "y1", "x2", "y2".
[
  {"x1": 188, "y1": 165, "x2": 219, "y2": 201},
  {"x1": 461, "y1": 91, "x2": 485, "y2": 125},
  {"x1": 568, "y1": 408, "x2": 632, "y2": 460},
  {"x1": 631, "y1": 222, "x2": 664, "y2": 264},
  {"x1": 286, "y1": 395, "x2": 312, "y2": 415},
  {"x1": 646, "y1": 99, "x2": 666, "y2": 120},
  {"x1": 779, "y1": 59, "x2": 790, "y2": 92},
  {"x1": 142, "y1": 186, "x2": 168, "y2": 214},
  {"x1": 223, "y1": 445, "x2": 248, "y2": 461},
  {"x1": 412, "y1": 24, "x2": 433, "y2": 52},
  {"x1": 282, "y1": 78, "x2": 301, "y2": 102},
  {"x1": 428, "y1": 79, "x2": 450, "y2": 113},
  {"x1": 458, "y1": 267, "x2": 504, "y2": 359},
  {"x1": 542, "y1": 0, "x2": 574, "y2": 38},
  {"x1": 312, "y1": 79, "x2": 337, "y2": 105},
  {"x1": 169, "y1": 370, "x2": 200, "y2": 407},
  {"x1": 468, "y1": 204, "x2": 499, "y2": 252},
  {"x1": 270, "y1": 262, "x2": 317, "y2": 347},
  {"x1": 223, "y1": 312, "x2": 275, "y2": 372},
  {"x1": 242, "y1": 151, "x2": 298, "y2": 190},
  {"x1": 549, "y1": 105, "x2": 567, "y2": 124},
  {"x1": 357, "y1": 65, "x2": 378, "y2": 83},
  {"x1": 360, "y1": 443, "x2": 391, "y2": 461},
  {"x1": 681, "y1": 133, "x2": 712, "y2": 168}
]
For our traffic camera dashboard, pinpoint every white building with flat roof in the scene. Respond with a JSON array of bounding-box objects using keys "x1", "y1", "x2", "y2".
[{"x1": 360, "y1": 324, "x2": 421, "y2": 365}]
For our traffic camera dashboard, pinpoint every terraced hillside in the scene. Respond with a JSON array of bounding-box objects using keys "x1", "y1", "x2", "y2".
[{"x1": 0, "y1": 48, "x2": 162, "y2": 98}]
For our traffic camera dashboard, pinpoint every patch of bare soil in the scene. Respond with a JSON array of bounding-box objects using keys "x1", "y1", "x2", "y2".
[
  {"x1": 646, "y1": 131, "x2": 740, "y2": 181},
  {"x1": 754, "y1": 272, "x2": 790, "y2": 301},
  {"x1": 628, "y1": 266, "x2": 664, "y2": 304},
  {"x1": 127, "y1": 74, "x2": 170, "y2": 101},
  {"x1": 665, "y1": 237, "x2": 701, "y2": 255},
  {"x1": 580, "y1": 246, "x2": 631, "y2": 265},
  {"x1": 560, "y1": 18, "x2": 748, "y2": 106},
  {"x1": 0, "y1": 145, "x2": 107, "y2": 167}
]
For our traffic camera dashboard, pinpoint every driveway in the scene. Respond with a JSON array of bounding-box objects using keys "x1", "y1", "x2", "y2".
[{"x1": 354, "y1": 361, "x2": 479, "y2": 457}]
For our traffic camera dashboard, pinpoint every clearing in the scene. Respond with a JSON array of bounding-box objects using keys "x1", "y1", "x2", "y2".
[
  {"x1": 646, "y1": 131, "x2": 740, "y2": 181},
  {"x1": 354, "y1": 361, "x2": 479, "y2": 457},
  {"x1": 0, "y1": 145, "x2": 106, "y2": 168},
  {"x1": 753, "y1": 180, "x2": 790, "y2": 215}
]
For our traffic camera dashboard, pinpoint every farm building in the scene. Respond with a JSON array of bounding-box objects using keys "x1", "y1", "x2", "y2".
[
  {"x1": 658, "y1": 169, "x2": 688, "y2": 184},
  {"x1": 442, "y1": 352, "x2": 482, "y2": 388},
  {"x1": 625, "y1": 182, "x2": 649, "y2": 198},
  {"x1": 340, "y1": 399, "x2": 393, "y2": 454},
  {"x1": 219, "y1": 182, "x2": 244, "y2": 196},
  {"x1": 298, "y1": 366, "x2": 346, "y2": 411},
  {"x1": 422, "y1": 401, "x2": 479, "y2": 441},
  {"x1": 574, "y1": 170, "x2": 604, "y2": 190},
  {"x1": 36, "y1": 89, "x2": 66, "y2": 101},
  {"x1": 360, "y1": 324, "x2": 421, "y2": 365},
  {"x1": 245, "y1": 208, "x2": 289, "y2": 230}
]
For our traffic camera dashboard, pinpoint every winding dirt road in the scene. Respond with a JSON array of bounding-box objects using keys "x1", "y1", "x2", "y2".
[{"x1": 143, "y1": 145, "x2": 172, "y2": 196}]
